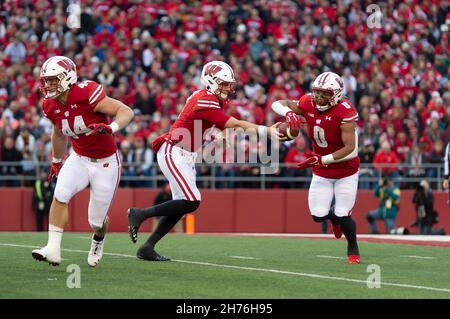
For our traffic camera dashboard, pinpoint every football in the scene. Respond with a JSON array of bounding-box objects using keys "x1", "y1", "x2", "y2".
[{"x1": 278, "y1": 122, "x2": 300, "y2": 141}]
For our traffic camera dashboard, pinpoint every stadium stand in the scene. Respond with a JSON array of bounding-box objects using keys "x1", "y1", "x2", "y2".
[{"x1": 0, "y1": 0, "x2": 449, "y2": 189}]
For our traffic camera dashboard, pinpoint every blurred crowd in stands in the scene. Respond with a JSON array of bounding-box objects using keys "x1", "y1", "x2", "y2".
[{"x1": 0, "y1": 0, "x2": 449, "y2": 189}]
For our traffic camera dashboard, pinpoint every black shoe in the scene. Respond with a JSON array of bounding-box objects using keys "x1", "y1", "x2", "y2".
[
  {"x1": 127, "y1": 208, "x2": 143, "y2": 243},
  {"x1": 137, "y1": 244, "x2": 171, "y2": 261},
  {"x1": 347, "y1": 245, "x2": 360, "y2": 257}
]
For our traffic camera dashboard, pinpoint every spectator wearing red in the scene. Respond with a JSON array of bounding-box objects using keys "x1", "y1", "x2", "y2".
[
  {"x1": 229, "y1": 33, "x2": 249, "y2": 60},
  {"x1": 285, "y1": 137, "x2": 309, "y2": 165},
  {"x1": 373, "y1": 141, "x2": 400, "y2": 178},
  {"x1": 153, "y1": 16, "x2": 176, "y2": 45},
  {"x1": 93, "y1": 23, "x2": 115, "y2": 47},
  {"x1": 284, "y1": 136, "x2": 310, "y2": 188},
  {"x1": 393, "y1": 132, "x2": 412, "y2": 163},
  {"x1": 245, "y1": 9, "x2": 265, "y2": 36}
]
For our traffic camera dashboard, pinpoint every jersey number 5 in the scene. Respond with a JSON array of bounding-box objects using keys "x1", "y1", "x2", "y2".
[
  {"x1": 313, "y1": 125, "x2": 328, "y2": 148},
  {"x1": 61, "y1": 115, "x2": 89, "y2": 139}
]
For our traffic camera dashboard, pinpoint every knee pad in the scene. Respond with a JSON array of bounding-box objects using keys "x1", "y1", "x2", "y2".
[
  {"x1": 89, "y1": 222, "x2": 103, "y2": 231},
  {"x1": 181, "y1": 200, "x2": 200, "y2": 214},
  {"x1": 53, "y1": 187, "x2": 71, "y2": 204},
  {"x1": 334, "y1": 207, "x2": 351, "y2": 218},
  {"x1": 89, "y1": 218, "x2": 105, "y2": 231},
  {"x1": 88, "y1": 199, "x2": 110, "y2": 231}
]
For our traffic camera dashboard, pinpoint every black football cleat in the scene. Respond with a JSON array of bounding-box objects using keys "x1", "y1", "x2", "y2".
[
  {"x1": 127, "y1": 208, "x2": 143, "y2": 244},
  {"x1": 136, "y1": 244, "x2": 171, "y2": 261}
]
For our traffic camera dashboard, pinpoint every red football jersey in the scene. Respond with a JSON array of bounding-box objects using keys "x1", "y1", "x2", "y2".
[
  {"x1": 42, "y1": 80, "x2": 117, "y2": 159},
  {"x1": 298, "y1": 93, "x2": 360, "y2": 179},
  {"x1": 155, "y1": 89, "x2": 231, "y2": 152}
]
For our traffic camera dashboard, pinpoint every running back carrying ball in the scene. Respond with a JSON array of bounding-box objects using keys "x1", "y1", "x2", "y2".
[{"x1": 278, "y1": 122, "x2": 300, "y2": 140}]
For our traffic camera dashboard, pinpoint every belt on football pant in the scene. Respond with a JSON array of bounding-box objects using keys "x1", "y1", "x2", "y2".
[
  {"x1": 165, "y1": 138, "x2": 191, "y2": 152},
  {"x1": 84, "y1": 156, "x2": 111, "y2": 163}
]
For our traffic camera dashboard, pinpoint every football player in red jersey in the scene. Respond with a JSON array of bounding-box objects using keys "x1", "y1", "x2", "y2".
[
  {"x1": 127, "y1": 61, "x2": 282, "y2": 261},
  {"x1": 272, "y1": 72, "x2": 361, "y2": 264},
  {"x1": 32, "y1": 56, "x2": 134, "y2": 267}
]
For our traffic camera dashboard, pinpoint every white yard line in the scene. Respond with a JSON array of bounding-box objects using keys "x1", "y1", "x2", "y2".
[
  {"x1": 316, "y1": 255, "x2": 346, "y2": 260},
  {"x1": 400, "y1": 255, "x2": 436, "y2": 260},
  {"x1": 229, "y1": 256, "x2": 259, "y2": 260},
  {"x1": 2, "y1": 242, "x2": 450, "y2": 294}
]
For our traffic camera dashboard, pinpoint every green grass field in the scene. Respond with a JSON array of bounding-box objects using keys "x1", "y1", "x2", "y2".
[{"x1": 0, "y1": 232, "x2": 449, "y2": 299}]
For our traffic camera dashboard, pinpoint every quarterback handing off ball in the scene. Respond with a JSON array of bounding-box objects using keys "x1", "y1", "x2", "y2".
[{"x1": 278, "y1": 122, "x2": 300, "y2": 141}]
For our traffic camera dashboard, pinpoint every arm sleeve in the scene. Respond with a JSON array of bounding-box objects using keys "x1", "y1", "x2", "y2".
[{"x1": 195, "y1": 108, "x2": 231, "y2": 130}]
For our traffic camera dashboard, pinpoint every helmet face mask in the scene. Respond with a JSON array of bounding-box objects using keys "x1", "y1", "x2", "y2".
[
  {"x1": 40, "y1": 56, "x2": 77, "y2": 99},
  {"x1": 201, "y1": 61, "x2": 236, "y2": 100},
  {"x1": 312, "y1": 88, "x2": 334, "y2": 110},
  {"x1": 216, "y1": 79, "x2": 236, "y2": 100},
  {"x1": 311, "y1": 72, "x2": 343, "y2": 112},
  {"x1": 41, "y1": 75, "x2": 65, "y2": 98}
]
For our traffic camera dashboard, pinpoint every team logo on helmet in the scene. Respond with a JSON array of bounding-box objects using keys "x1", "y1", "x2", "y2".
[{"x1": 200, "y1": 61, "x2": 236, "y2": 100}]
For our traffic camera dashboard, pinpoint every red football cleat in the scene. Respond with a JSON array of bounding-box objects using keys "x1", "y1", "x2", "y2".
[
  {"x1": 331, "y1": 223, "x2": 342, "y2": 239},
  {"x1": 348, "y1": 255, "x2": 361, "y2": 264}
]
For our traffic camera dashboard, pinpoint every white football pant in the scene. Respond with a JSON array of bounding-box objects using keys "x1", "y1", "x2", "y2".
[
  {"x1": 54, "y1": 151, "x2": 121, "y2": 229},
  {"x1": 308, "y1": 171, "x2": 359, "y2": 218},
  {"x1": 157, "y1": 142, "x2": 201, "y2": 201}
]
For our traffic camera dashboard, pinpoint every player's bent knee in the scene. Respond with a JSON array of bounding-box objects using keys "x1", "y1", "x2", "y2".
[
  {"x1": 334, "y1": 208, "x2": 351, "y2": 218},
  {"x1": 310, "y1": 208, "x2": 329, "y2": 220},
  {"x1": 312, "y1": 215, "x2": 329, "y2": 223},
  {"x1": 89, "y1": 219, "x2": 104, "y2": 231},
  {"x1": 54, "y1": 187, "x2": 72, "y2": 204},
  {"x1": 181, "y1": 200, "x2": 200, "y2": 214}
]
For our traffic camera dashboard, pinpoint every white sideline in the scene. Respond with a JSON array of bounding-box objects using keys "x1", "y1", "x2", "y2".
[{"x1": 1, "y1": 242, "x2": 450, "y2": 294}]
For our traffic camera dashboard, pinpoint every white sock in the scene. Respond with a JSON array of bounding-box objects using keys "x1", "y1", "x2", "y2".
[{"x1": 47, "y1": 224, "x2": 63, "y2": 250}]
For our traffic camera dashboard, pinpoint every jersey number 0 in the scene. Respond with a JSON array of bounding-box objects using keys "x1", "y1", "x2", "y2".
[{"x1": 313, "y1": 125, "x2": 328, "y2": 148}]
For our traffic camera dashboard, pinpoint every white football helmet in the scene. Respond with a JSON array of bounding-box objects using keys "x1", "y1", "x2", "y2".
[
  {"x1": 311, "y1": 72, "x2": 343, "y2": 112},
  {"x1": 201, "y1": 60, "x2": 236, "y2": 99},
  {"x1": 40, "y1": 56, "x2": 77, "y2": 98}
]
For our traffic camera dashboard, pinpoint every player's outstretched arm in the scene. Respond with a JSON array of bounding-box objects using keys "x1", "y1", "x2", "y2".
[
  {"x1": 224, "y1": 116, "x2": 283, "y2": 140},
  {"x1": 88, "y1": 96, "x2": 134, "y2": 135},
  {"x1": 271, "y1": 100, "x2": 303, "y2": 129},
  {"x1": 271, "y1": 100, "x2": 302, "y2": 115}
]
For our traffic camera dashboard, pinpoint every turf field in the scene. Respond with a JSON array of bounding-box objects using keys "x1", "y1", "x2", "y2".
[{"x1": 0, "y1": 232, "x2": 449, "y2": 299}]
